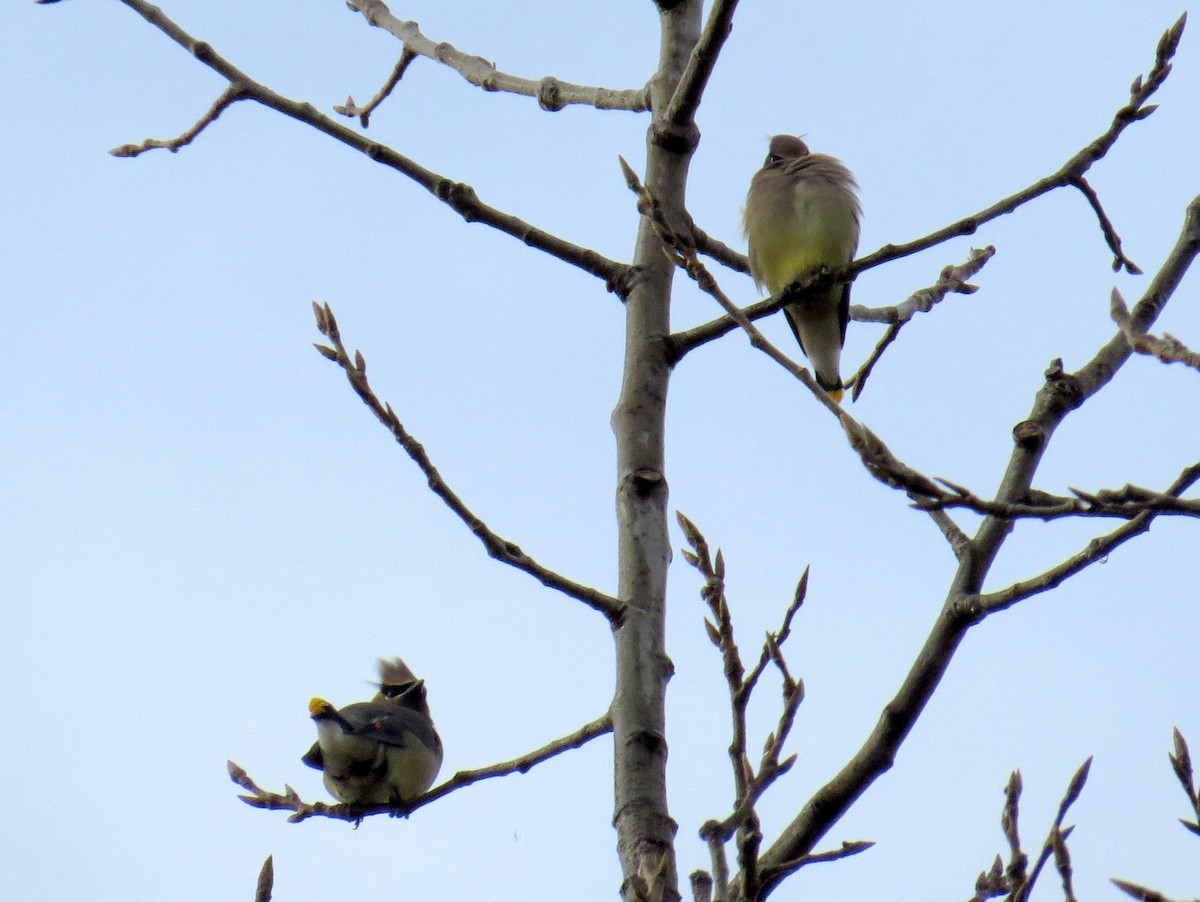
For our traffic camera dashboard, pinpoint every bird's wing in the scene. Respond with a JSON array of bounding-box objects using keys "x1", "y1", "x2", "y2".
[{"x1": 339, "y1": 702, "x2": 440, "y2": 753}]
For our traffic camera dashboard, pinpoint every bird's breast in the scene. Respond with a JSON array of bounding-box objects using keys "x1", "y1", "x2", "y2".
[{"x1": 745, "y1": 179, "x2": 859, "y2": 296}]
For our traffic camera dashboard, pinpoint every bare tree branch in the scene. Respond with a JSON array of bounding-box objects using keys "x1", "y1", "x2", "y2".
[
  {"x1": 110, "y1": 84, "x2": 244, "y2": 157},
  {"x1": 852, "y1": 13, "x2": 1185, "y2": 277},
  {"x1": 913, "y1": 466, "x2": 1200, "y2": 521},
  {"x1": 230, "y1": 710, "x2": 613, "y2": 824},
  {"x1": 691, "y1": 222, "x2": 749, "y2": 273},
  {"x1": 836, "y1": 415, "x2": 946, "y2": 498},
  {"x1": 345, "y1": 0, "x2": 650, "y2": 112},
  {"x1": 670, "y1": 247, "x2": 990, "y2": 361},
  {"x1": 312, "y1": 302, "x2": 624, "y2": 621},
  {"x1": 679, "y1": 515, "x2": 869, "y2": 901},
  {"x1": 1003, "y1": 771, "x2": 1029, "y2": 890},
  {"x1": 1014, "y1": 759, "x2": 1091, "y2": 902},
  {"x1": 608, "y1": 5, "x2": 704, "y2": 897},
  {"x1": 406, "y1": 711, "x2": 614, "y2": 807},
  {"x1": 927, "y1": 509, "x2": 972, "y2": 561},
  {"x1": 334, "y1": 48, "x2": 417, "y2": 128},
  {"x1": 968, "y1": 462, "x2": 1200, "y2": 616},
  {"x1": 742, "y1": 571, "x2": 807, "y2": 699},
  {"x1": 664, "y1": 0, "x2": 741, "y2": 131},
  {"x1": 675, "y1": 515, "x2": 750, "y2": 802},
  {"x1": 1051, "y1": 827, "x2": 1080, "y2": 902},
  {"x1": 703, "y1": 827, "x2": 731, "y2": 902},
  {"x1": 847, "y1": 246, "x2": 995, "y2": 401},
  {"x1": 1112, "y1": 288, "x2": 1200, "y2": 373},
  {"x1": 667, "y1": 282, "x2": 811, "y2": 362},
  {"x1": 107, "y1": 0, "x2": 632, "y2": 293},
  {"x1": 679, "y1": 515, "x2": 805, "y2": 812},
  {"x1": 1073, "y1": 176, "x2": 1143, "y2": 274},
  {"x1": 690, "y1": 568, "x2": 807, "y2": 902},
  {"x1": 965, "y1": 762, "x2": 1091, "y2": 902},
  {"x1": 759, "y1": 840, "x2": 874, "y2": 887}
]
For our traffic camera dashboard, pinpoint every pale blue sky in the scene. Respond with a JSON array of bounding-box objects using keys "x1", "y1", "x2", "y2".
[{"x1": 5, "y1": 2, "x2": 1200, "y2": 900}]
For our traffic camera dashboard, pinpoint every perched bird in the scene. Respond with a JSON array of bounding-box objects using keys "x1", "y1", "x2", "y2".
[
  {"x1": 302, "y1": 657, "x2": 443, "y2": 806},
  {"x1": 744, "y1": 134, "x2": 861, "y2": 402}
]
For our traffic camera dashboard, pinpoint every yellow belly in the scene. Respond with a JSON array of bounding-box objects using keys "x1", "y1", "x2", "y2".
[{"x1": 751, "y1": 212, "x2": 854, "y2": 296}]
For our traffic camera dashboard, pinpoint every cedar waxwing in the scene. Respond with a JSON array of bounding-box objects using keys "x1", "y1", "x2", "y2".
[
  {"x1": 302, "y1": 657, "x2": 443, "y2": 806},
  {"x1": 743, "y1": 135, "x2": 861, "y2": 402}
]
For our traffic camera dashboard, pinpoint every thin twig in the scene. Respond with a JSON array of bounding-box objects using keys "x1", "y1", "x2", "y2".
[
  {"x1": 1051, "y1": 827, "x2": 1080, "y2": 902},
  {"x1": 968, "y1": 462, "x2": 1200, "y2": 615},
  {"x1": 926, "y1": 509, "x2": 972, "y2": 561},
  {"x1": 1003, "y1": 770, "x2": 1029, "y2": 888},
  {"x1": 232, "y1": 710, "x2": 612, "y2": 823},
  {"x1": 1073, "y1": 176, "x2": 1143, "y2": 274},
  {"x1": 913, "y1": 465, "x2": 1200, "y2": 521},
  {"x1": 760, "y1": 840, "x2": 875, "y2": 886},
  {"x1": 110, "y1": 84, "x2": 244, "y2": 157},
  {"x1": 1112, "y1": 287, "x2": 1200, "y2": 373},
  {"x1": 334, "y1": 48, "x2": 417, "y2": 128},
  {"x1": 676, "y1": 513, "x2": 750, "y2": 800},
  {"x1": 254, "y1": 856, "x2": 273, "y2": 902},
  {"x1": 968, "y1": 762, "x2": 1091, "y2": 902},
  {"x1": 312, "y1": 302, "x2": 624, "y2": 621},
  {"x1": 742, "y1": 570, "x2": 807, "y2": 697},
  {"x1": 847, "y1": 246, "x2": 995, "y2": 401},
  {"x1": 345, "y1": 0, "x2": 649, "y2": 112},
  {"x1": 679, "y1": 513, "x2": 818, "y2": 899},
  {"x1": 1014, "y1": 759, "x2": 1091, "y2": 902},
  {"x1": 691, "y1": 222, "x2": 750, "y2": 273}
]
